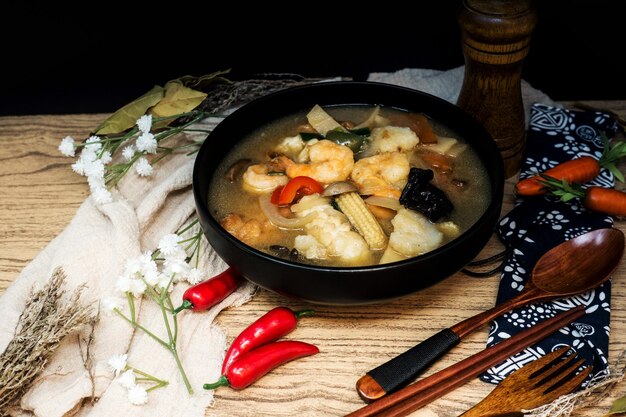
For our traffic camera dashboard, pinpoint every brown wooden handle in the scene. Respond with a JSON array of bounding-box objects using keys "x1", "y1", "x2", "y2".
[
  {"x1": 450, "y1": 285, "x2": 544, "y2": 338},
  {"x1": 344, "y1": 306, "x2": 585, "y2": 417}
]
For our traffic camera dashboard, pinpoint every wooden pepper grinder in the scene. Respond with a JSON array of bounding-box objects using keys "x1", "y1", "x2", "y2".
[{"x1": 457, "y1": 0, "x2": 537, "y2": 178}]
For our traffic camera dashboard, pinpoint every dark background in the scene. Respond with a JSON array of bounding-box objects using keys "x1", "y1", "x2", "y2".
[{"x1": 2, "y1": 1, "x2": 625, "y2": 116}]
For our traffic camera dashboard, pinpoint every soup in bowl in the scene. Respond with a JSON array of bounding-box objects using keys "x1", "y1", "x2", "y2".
[{"x1": 193, "y1": 82, "x2": 504, "y2": 304}]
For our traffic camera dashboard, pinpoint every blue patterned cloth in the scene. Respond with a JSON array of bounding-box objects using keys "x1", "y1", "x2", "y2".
[{"x1": 480, "y1": 104, "x2": 619, "y2": 384}]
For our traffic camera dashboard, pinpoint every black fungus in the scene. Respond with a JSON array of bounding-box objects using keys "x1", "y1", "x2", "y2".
[
  {"x1": 269, "y1": 245, "x2": 301, "y2": 262},
  {"x1": 399, "y1": 168, "x2": 453, "y2": 221},
  {"x1": 269, "y1": 245, "x2": 291, "y2": 258}
]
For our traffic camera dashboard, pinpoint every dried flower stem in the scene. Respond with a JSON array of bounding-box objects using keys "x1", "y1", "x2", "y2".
[{"x1": 0, "y1": 268, "x2": 95, "y2": 416}]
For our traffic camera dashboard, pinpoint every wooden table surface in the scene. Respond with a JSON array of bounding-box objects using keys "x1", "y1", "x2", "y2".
[{"x1": 2, "y1": 102, "x2": 626, "y2": 416}]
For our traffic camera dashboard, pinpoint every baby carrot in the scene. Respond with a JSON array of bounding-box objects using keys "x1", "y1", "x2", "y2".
[
  {"x1": 516, "y1": 135, "x2": 626, "y2": 196},
  {"x1": 583, "y1": 187, "x2": 626, "y2": 217},
  {"x1": 516, "y1": 156, "x2": 600, "y2": 196},
  {"x1": 539, "y1": 175, "x2": 626, "y2": 216}
]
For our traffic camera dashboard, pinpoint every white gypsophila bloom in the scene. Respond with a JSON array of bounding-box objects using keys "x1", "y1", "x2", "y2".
[
  {"x1": 117, "y1": 369, "x2": 137, "y2": 389},
  {"x1": 164, "y1": 258, "x2": 190, "y2": 279},
  {"x1": 128, "y1": 278, "x2": 147, "y2": 297},
  {"x1": 85, "y1": 135, "x2": 102, "y2": 151},
  {"x1": 100, "y1": 150, "x2": 112, "y2": 165},
  {"x1": 87, "y1": 173, "x2": 106, "y2": 192},
  {"x1": 166, "y1": 247, "x2": 187, "y2": 263},
  {"x1": 136, "y1": 114, "x2": 152, "y2": 134},
  {"x1": 80, "y1": 146, "x2": 98, "y2": 164},
  {"x1": 107, "y1": 354, "x2": 128, "y2": 376},
  {"x1": 71, "y1": 159, "x2": 87, "y2": 175},
  {"x1": 122, "y1": 145, "x2": 136, "y2": 161},
  {"x1": 58, "y1": 136, "x2": 76, "y2": 157},
  {"x1": 92, "y1": 187, "x2": 113, "y2": 205},
  {"x1": 128, "y1": 385, "x2": 148, "y2": 405},
  {"x1": 136, "y1": 132, "x2": 157, "y2": 154},
  {"x1": 158, "y1": 234, "x2": 182, "y2": 257},
  {"x1": 144, "y1": 269, "x2": 160, "y2": 286},
  {"x1": 101, "y1": 297, "x2": 120, "y2": 316},
  {"x1": 84, "y1": 159, "x2": 106, "y2": 180},
  {"x1": 187, "y1": 268, "x2": 204, "y2": 285},
  {"x1": 186, "y1": 268, "x2": 204, "y2": 285},
  {"x1": 124, "y1": 256, "x2": 143, "y2": 277},
  {"x1": 135, "y1": 157, "x2": 153, "y2": 177},
  {"x1": 115, "y1": 275, "x2": 134, "y2": 294}
]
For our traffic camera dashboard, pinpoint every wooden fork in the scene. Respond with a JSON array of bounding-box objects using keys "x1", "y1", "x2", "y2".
[{"x1": 460, "y1": 346, "x2": 592, "y2": 417}]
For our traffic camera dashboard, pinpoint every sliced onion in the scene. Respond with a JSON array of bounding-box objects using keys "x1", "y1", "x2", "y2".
[
  {"x1": 258, "y1": 194, "x2": 315, "y2": 229},
  {"x1": 321, "y1": 181, "x2": 358, "y2": 197},
  {"x1": 364, "y1": 196, "x2": 401, "y2": 211}
]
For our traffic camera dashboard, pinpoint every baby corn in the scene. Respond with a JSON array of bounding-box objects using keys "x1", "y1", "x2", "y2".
[{"x1": 335, "y1": 192, "x2": 387, "y2": 250}]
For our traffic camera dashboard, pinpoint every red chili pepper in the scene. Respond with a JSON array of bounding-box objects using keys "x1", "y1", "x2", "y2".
[
  {"x1": 271, "y1": 176, "x2": 324, "y2": 205},
  {"x1": 173, "y1": 267, "x2": 243, "y2": 314},
  {"x1": 221, "y1": 307, "x2": 315, "y2": 374},
  {"x1": 203, "y1": 341, "x2": 319, "y2": 390}
]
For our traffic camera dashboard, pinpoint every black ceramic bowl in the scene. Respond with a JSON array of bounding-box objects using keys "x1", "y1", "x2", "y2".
[{"x1": 193, "y1": 81, "x2": 504, "y2": 305}]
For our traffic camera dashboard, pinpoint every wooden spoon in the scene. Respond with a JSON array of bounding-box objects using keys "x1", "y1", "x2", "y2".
[{"x1": 357, "y1": 228, "x2": 625, "y2": 402}]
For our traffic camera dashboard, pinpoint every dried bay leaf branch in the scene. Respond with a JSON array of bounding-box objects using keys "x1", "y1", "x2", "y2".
[
  {"x1": 94, "y1": 85, "x2": 165, "y2": 135},
  {"x1": 150, "y1": 81, "x2": 208, "y2": 119},
  {"x1": 0, "y1": 268, "x2": 96, "y2": 416},
  {"x1": 176, "y1": 70, "x2": 231, "y2": 90}
]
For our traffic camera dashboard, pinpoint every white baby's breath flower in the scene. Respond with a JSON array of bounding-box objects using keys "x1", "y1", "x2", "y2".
[
  {"x1": 158, "y1": 234, "x2": 182, "y2": 257},
  {"x1": 186, "y1": 268, "x2": 204, "y2": 285},
  {"x1": 87, "y1": 173, "x2": 106, "y2": 191},
  {"x1": 128, "y1": 384, "x2": 148, "y2": 405},
  {"x1": 116, "y1": 275, "x2": 133, "y2": 294},
  {"x1": 136, "y1": 132, "x2": 157, "y2": 154},
  {"x1": 128, "y1": 278, "x2": 147, "y2": 298},
  {"x1": 117, "y1": 369, "x2": 137, "y2": 389},
  {"x1": 80, "y1": 146, "x2": 98, "y2": 163},
  {"x1": 101, "y1": 297, "x2": 121, "y2": 315},
  {"x1": 84, "y1": 159, "x2": 106, "y2": 179},
  {"x1": 122, "y1": 145, "x2": 136, "y2": 161},
  {"x1": 108, "y1": 354, "x2": 128, "y2": 376},
  {"x1": 85, "y1": 135, "x2": 102, "y2": 152},
  {"x1": 144, "y1": 269, "x2": 160, "y2": 286},
  {"x1": 100, "y1": 150, "x2": 112, "y2": 165},
  {"x1": 124, "y1": 257, "x2": 143, "y2": 277},
  {"x1": 135, "y1": 157, "x2": 153, "y2": 177},
  {"x1": 164, "y1": 258, "x2": 190, "y2": 279},
  {"x1": 92, "y1": 187, "x2": 113, "y2": 205},
  {"x1": 136, "y1": 114, "x2": 153, "y2": 134},
  {"x1": 58, "y1": 136, "x2": 76, "y2": 157},
  {"x1": 71, "y1": 159, "x2": 87, "y2": 175}
]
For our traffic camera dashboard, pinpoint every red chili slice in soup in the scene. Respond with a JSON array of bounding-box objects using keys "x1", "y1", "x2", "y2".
[{"x1": 272, "y1": 176, "x2": 324, "y2": 205}]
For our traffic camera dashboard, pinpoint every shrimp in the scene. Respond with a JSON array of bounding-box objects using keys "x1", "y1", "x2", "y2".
[
  {"x1": 369, "y1": 126, "x2": 419, "y2": 154},
  {"x1": 350, "y1": 152, "x2": 410, "y2": 199},
  {"x1": 291, "y1": 194, "x2": 371, "y2": 264},
  {"x1": 242, "y1": 163, "x2": 289, "y2": 193},
  {"x1": 221, "y1": 213, "x2": 281, "y2": 247},
  {"x1": 275, "y1": 140, "x2": 354, "y2": 184}
]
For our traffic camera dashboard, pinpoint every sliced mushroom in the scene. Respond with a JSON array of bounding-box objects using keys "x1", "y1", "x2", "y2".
[
  {"x1": 225, "y1": 158, "x2": 253, "y2": 182},
  {"x1": 321, "y1": 181, "x2": 359, "y2": 197}
]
